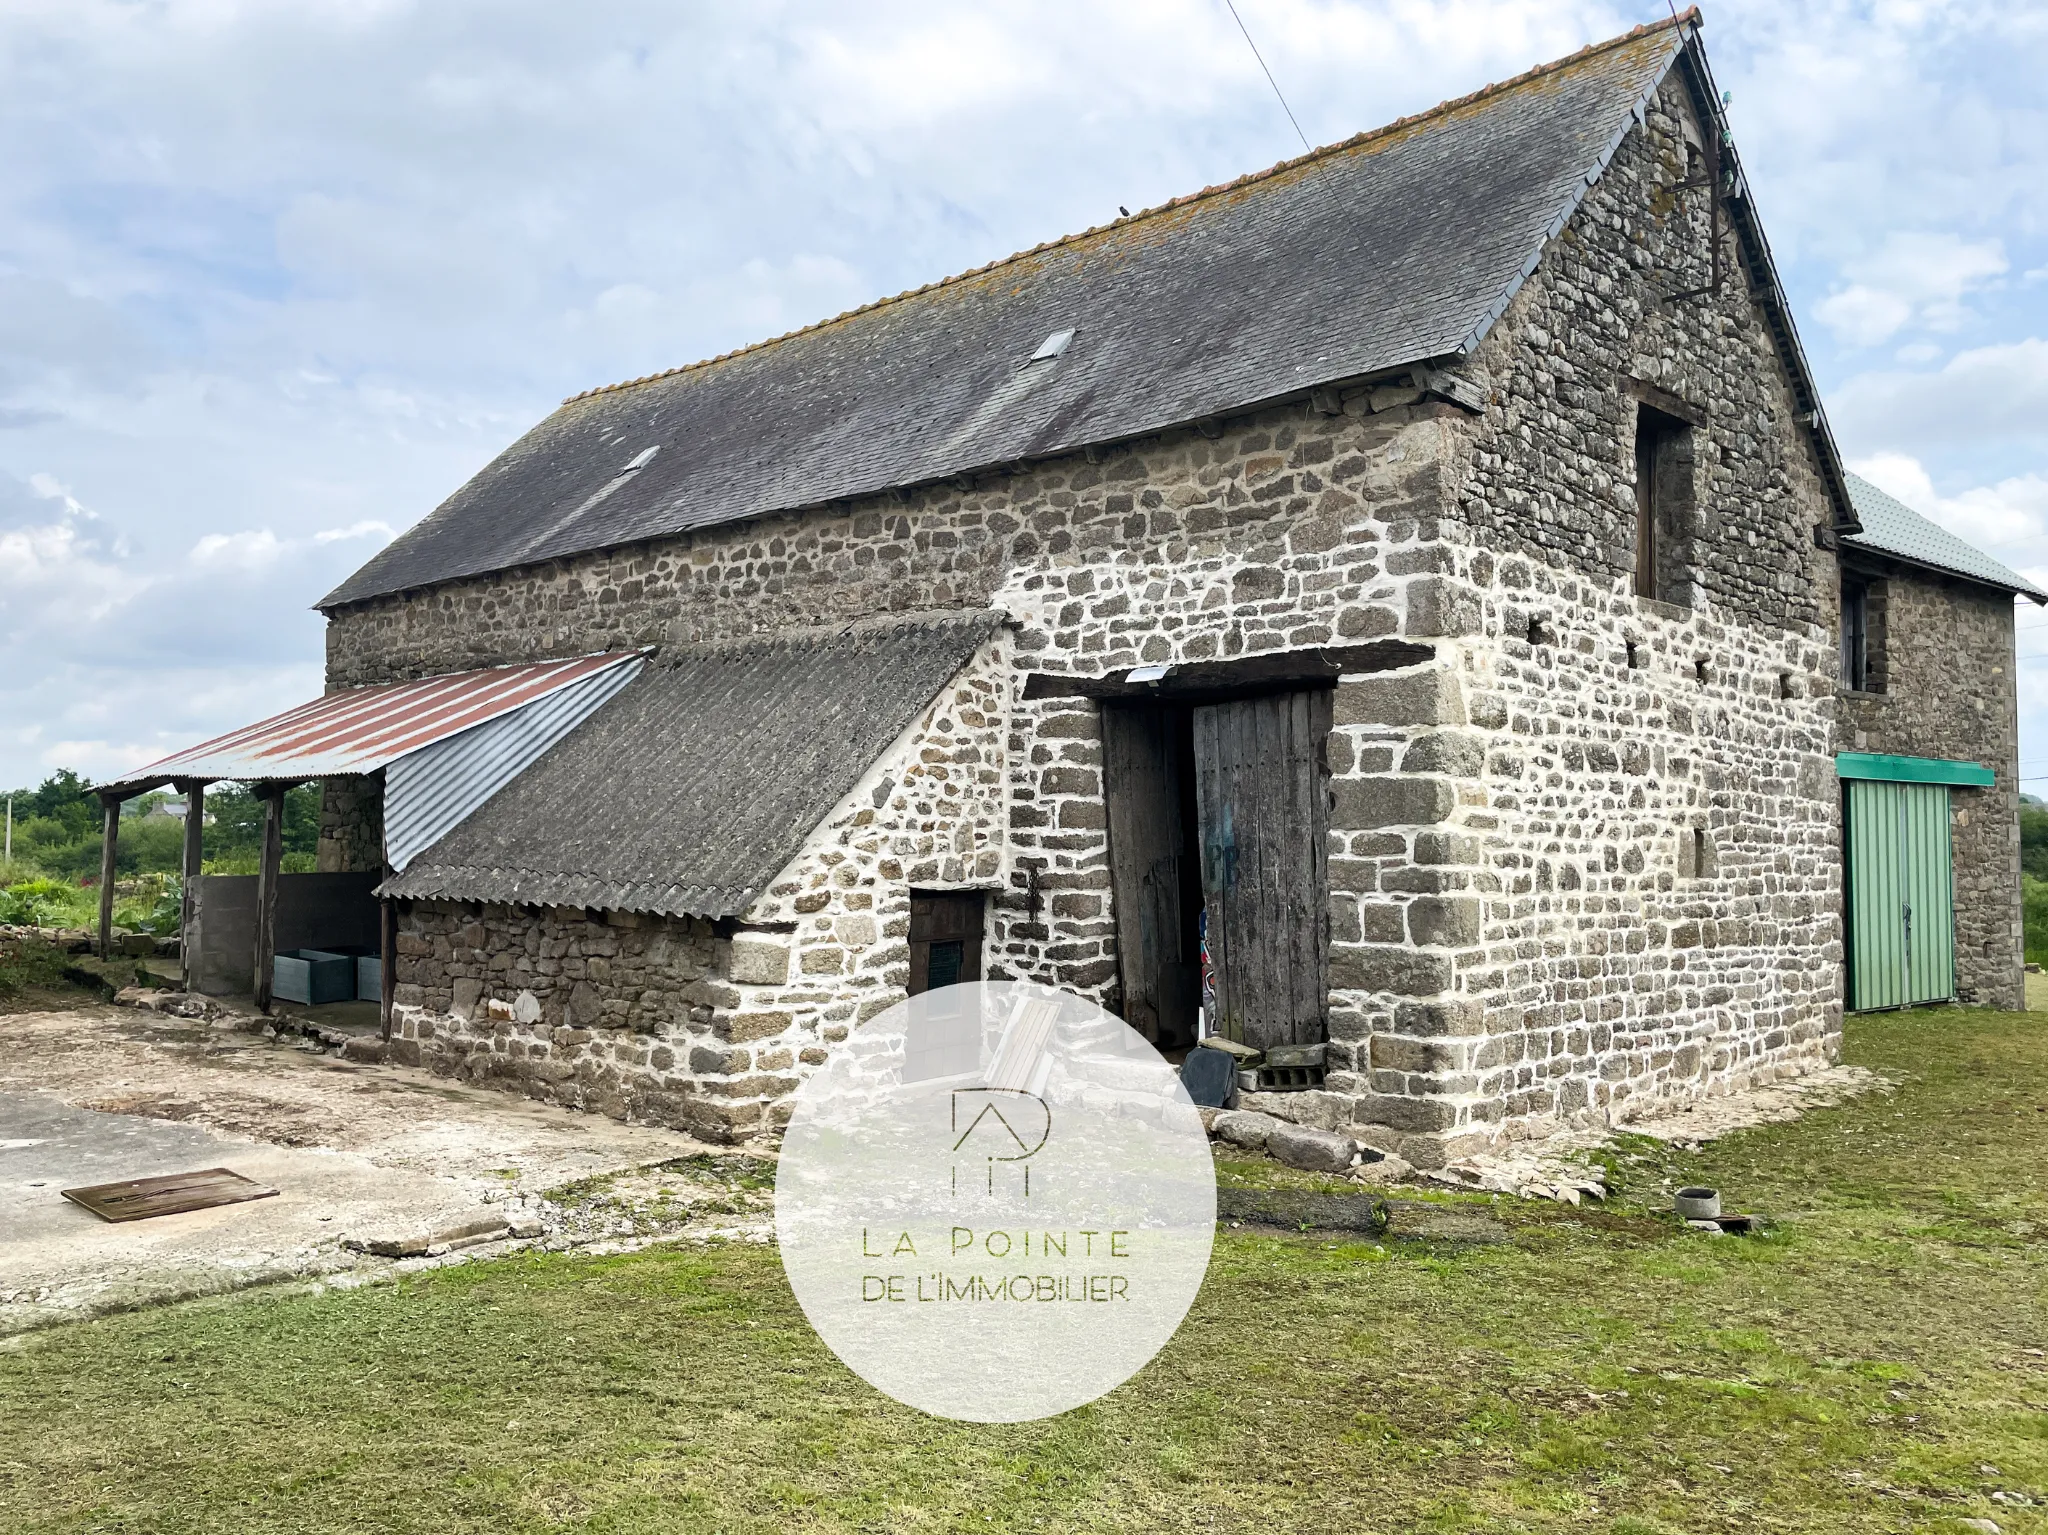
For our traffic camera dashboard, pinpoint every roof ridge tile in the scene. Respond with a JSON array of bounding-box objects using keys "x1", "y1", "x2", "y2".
[{"x1": 560, "y1": 9, "x2": 1700, "y2": 407}]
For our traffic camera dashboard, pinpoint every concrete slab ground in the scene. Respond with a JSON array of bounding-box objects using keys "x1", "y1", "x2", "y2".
[{"x1": 0, "y1": 1004, "x2": 723, "y2": 1334}]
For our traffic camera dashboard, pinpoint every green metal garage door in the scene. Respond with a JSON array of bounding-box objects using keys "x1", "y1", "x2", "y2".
[{"x1": 1844, "y1": 777, "x2": 1956, "y2": 1011}]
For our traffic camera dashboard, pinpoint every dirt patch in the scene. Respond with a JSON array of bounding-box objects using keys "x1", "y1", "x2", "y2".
[
  {"x1": 532, "y1": 1154, "x2": 777, "y2": 1251},
  {"x1": 0, "y1": 1005, "x2": 737, "y2": 1332}
]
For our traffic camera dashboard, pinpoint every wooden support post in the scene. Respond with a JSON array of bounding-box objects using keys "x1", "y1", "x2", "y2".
[
  {"x1": 178, "y1": 780, "x2": 207, "y2": 991},
  {"x1": 379, "y1": 893, "x2": 396, "y2": 1041},
  {"x1": 253, "y1": 786, "x2": 284, "y2": 1013},
  {"x1": 97, "y1": 794, "x2": 120, "y2": 960}
]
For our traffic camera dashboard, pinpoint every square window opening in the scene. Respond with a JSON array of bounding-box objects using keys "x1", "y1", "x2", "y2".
[{"x1": 908, "y1": 891, "x2": 984, "y2": 998}]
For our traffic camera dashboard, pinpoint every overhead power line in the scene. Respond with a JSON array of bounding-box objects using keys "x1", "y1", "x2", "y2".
[{"x1": 1225, "y1": 0, "x2": 1312, "y2": 155}]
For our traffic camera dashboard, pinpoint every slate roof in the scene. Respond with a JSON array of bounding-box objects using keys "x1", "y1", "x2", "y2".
[
  {"x1": 323, "y1": 14, "x2": 1717, "y2": 610},
  {"x1": 1843, "y1": 472, "x2": 2048, "y2": 602},
  {"x1": 382, "y1": 610, "x2": 1003, "y2": 917}
]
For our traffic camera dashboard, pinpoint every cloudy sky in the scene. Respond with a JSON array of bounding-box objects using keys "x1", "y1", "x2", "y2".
[{"x1": 1, "y1": 0, "x2": 2044, "y2": 795}]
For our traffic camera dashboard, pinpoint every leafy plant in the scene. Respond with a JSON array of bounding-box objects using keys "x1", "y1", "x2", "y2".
[
  {"x1": 0, "y1": 878, "x2": 77, "y2": 928},
  {"x1": 2024, "y1": 873, "x2": 2048, "y2": 967},
  {"x1": 0, "y1": 935, "x2": 71, "y2": 995},
  {"x1": 2022, "y1": 805, "x2": 2048, "y2": 882}
]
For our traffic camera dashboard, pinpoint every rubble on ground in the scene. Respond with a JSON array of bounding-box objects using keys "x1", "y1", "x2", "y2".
[
  {"x1": 112, "y1": 987, "x2": 222, "y2": 1020},
  {"x1": 1203, "y1": 1063, "x2": 1890, "y2": 1206}
]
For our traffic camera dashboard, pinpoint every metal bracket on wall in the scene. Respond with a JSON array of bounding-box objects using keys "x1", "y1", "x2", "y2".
[{"x1": 1665, "y1": 124, "x2": 1733, "y2": 303}]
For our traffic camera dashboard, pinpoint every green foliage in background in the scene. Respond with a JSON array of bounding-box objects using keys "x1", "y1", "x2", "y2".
[
  {"x1": 2022, "y1": 804, "x2": 2048, "y2": 881},
  {"x1": 2025, "y1": 808, "x2": 2048, "y2": 965},
  {"x1": 200, "y1": 783, "x2": 322, "y2": 868},
  {"x1": 3, "y1": 772, "x2": 322, "y2": 886}
]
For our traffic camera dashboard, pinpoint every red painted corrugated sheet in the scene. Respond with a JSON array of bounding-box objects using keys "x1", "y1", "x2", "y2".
[{"x1": 109, "y1": 652, "x2": 640, "y2": 788}]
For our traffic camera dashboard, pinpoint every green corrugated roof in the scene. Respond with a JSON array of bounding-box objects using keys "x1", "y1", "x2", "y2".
[{"x1": 1843, "y1": 472, "x2": 2047, "y2": 601}]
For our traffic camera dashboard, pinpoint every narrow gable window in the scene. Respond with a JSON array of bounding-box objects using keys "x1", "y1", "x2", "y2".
[
  {"x1": 1841, "y1": 577, "x2": 1869, "y2": 691},
  {"x1": 1633, "y1": 403, "x2": 1691, "y2": 603}
]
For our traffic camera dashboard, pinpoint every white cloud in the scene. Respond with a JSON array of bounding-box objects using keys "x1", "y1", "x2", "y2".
[
  {"x1": 189, "y1": 520, "x2": 393, "y2": 570},
  {"x1": 0, "y1": 0, "x2": 2043, "y2": 790},
  {"x1": 1831, "y1": 336, "x2": 2048, "y2": 456},
  {"x1": 1815, "y1": 233, "x2": 2008, "y2": 347}
]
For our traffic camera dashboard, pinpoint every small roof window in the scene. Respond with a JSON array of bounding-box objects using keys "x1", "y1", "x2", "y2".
[{"x1": 1030, "y1": 329, "x2": 1075, "y2": 362}]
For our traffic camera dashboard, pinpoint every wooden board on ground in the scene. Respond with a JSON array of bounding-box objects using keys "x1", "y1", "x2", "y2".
[{"x1": 61, "y1": 1168, "x2": 280, "y2": 1223}]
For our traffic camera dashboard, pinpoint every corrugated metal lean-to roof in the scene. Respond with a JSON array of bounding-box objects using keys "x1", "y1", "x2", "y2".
[
  {"x1": 382, "y1": 659, "x2": 643, "y2": 871},
  {"x1": 384, "y1": 611, "x2": 1004, "y2": 918},
  {"x1": 105, "y1": 652, "x2": 644, "y2": 791}
]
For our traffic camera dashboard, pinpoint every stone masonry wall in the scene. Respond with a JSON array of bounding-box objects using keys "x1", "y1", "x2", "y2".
[
  {"x1": 385, "y1": 903, "x2": 730, "y2": 1134},
  {"x1": 1276, "y1": 74, "x2": 1845, "y2": 1159},
  {"x1": 386, "y1": 636, "x2": 1011, "y2": 1139},
  {"x1": 316, "y1": 773, "x2": 384, "y2": 874},
  {"x1": 332, "y1": 392, "x2": 1467, "y2": 1035},
  {"x1": 1839, "y1": 562, "x2": 2025, "y2": 1009}
]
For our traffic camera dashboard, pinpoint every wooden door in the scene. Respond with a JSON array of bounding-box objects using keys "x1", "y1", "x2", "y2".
[
  {"x1": 1102, "y1": 703, "x2": 1199, "y2": 1045},
  {"x1": 1192, "y1": 690, "x2": 1332, "y2": 1049},
  {"x1": 908, "y1": 892, "x2": 984, "y2": 995}
]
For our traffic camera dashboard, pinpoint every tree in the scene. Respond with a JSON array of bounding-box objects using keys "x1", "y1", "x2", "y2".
[
  {"x1": 22, "y1": 769, "x2": 98, "y2": 841},
  {"x1": 202, "y1": 783, "x2": 321, "y2": 867},
  {"x1": 2023, "y1": 805, "x2": 2048, "y2": 883}
]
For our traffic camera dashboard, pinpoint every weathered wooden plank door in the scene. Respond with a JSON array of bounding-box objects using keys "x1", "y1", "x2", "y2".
[
  {"x1": 1102, "y1": 703, "x2": 1198, "y2": 1045},
  {"x1": 1192, "y1": 689, "x2": 1331, "y2": 1049},
  {"x1": 1845, "y1": 779, "x2": 1955, "y2": 1010}
]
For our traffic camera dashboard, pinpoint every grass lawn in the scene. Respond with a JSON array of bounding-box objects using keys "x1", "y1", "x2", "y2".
[{"x1": 4, "y1": 1009, "x2": 2047, "y2": 1534}]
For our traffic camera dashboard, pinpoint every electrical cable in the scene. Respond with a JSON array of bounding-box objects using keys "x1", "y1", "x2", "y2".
[{"x1": 1224, "y1": 0, "x2": 1312, "y2": 155}]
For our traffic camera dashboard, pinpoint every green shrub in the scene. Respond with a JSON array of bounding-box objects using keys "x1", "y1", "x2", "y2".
[
  {"x1": 2024, "y1": 806, "x2": 2048, "y2": 883},
  {"x1": 0, "y1": 936, "x2": 71, "y2": 995},
  {"x1": 111, "y1": 875, "x2": 183, "y2": 936},
  {"x1": 0, "y1": 878, "x2": 78, "y2": 928},
  {"x1": 2025, "y1": 873, "x2": 2048, "y2": 968}
]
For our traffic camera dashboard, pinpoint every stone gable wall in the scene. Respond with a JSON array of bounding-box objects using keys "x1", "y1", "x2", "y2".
[
  {"x1": 1278, "y1": 76, "x2": 1846, "y2": 1156},
  {"x1": 1838, "y1": 563, "x2": 2024, "y2": 1009}
]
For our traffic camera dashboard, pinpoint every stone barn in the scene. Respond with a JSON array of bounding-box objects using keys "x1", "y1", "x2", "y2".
[{"x1": 108, "y1": 11, "x2": 2038, "y2": 1167}]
